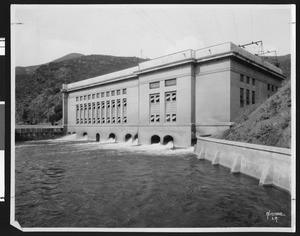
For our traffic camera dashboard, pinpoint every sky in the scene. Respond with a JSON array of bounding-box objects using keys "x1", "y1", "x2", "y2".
[{"x1": 11, "y1": 4, "x2": 295, "y2": 67}]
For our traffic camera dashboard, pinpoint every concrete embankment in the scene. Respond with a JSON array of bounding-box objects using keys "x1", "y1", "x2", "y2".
[{"x1": 194, "y1": 136, "x2": 291, "y2": 193}]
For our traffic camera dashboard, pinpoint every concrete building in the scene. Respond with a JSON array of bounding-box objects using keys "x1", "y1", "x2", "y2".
[{"x1": 61, "y1": 42, "x2": 284, "y2": 147}]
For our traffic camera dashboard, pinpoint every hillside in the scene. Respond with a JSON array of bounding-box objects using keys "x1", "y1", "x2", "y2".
[
  {"x1": 213, "y1": 55, "x2": 291, "y2": 149},
  {"x1": 16, "y1": 54, "x2": 147, "y2": 124}
]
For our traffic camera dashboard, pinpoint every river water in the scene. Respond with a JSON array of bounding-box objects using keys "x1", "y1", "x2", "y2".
[{"x1": 15, "y1": 137, "x2": 291, "y2": 228}]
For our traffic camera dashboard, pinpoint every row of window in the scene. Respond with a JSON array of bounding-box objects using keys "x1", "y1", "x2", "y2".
[
  {"x1": 149, "y1": 78, "x2": 177, "y2": 89},
  {"x1": 240, "y1": 74, "x2": 255, "y2": 86},
  {"x1": 267, "y1": 84, "x2": 278, "y2": 91},
  {"x1": 75, "y1": 98, "x2": 127, "y2": 124},
  {"x1": 150, "y1": 91, "x2": 177, "y2": 123},
  {"x1": 76, "y1": 88, "x2": 127, "y2": 102},
  {"x1": 240, "y1": 88, "x2": 255, "y2": 108}
]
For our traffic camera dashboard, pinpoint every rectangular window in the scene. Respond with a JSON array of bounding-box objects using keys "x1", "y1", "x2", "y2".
[
  {"x1": 123, "y1": 88, "x2": 127, "y2": 94},
  {"x1": 84, "y1": 103, "x2": 87, "y2": 123},
  {"x1": 101, "y1": 92, "x2": 105, "y2": 98},
  {"x1": 92, "y1": 102, "x2": 96, "y2": 123},
  {"x1": 80, "y1": 96, "x2": 83, "y2": 101},
  {"x1": 246, "y1": 89, "x2": 250, "y2": 105},
  {"x1": 76, "y1": 97, "x2": 79, "y2": 101},
  {"x1": 117, "y1": 99, "x2": 121, "y2": 122},
  {"x1": 117, "y1": 89, "x2": 121, "y2": 95},
  {"x1": 149, "y1": 81, "x2": 160, "y2": 89},
  {"x1": 106, "y1": 101, "x2": 110, "y2": 123},
  {"x1": 88, "y1": 95, "x2": 91, "y2": 100},
  {"x1": 165, "y1": 78, "x2": 177, "y2": 87},
  {"x1": 112, "y1": 100, "x2": 116, "y2": 123},
  {"x1": 252, "y1": 91, "x2": 255, "y2": 104},
  {"x1": 246, "y1": 76, "x2": 250, "y2": 84},
  {"x1": 101, "y1": 101, "x2": 105, "y2": 123},
  {"x1": 97, "y1": 102, "x2": 101, "y2": 124},
  {"x1": 275, "y1": 86, "x2": 278, "y2": 91},
  {"x1": 165, "y1": 91, "x2": 177, "y2": 122},
  {"x1": 88, "y1": 103, "x2": 91, "y2": 124},
  {"x1": 84, "y1": 95, "x2": 87, "y2": 100},
  {"x1": 240, "y1": 74, "x2": 244, "y2": 82},
  {"x1": 240, "y1": 88, "x2": 244, "y2": 108},
  {"x1": 267, "y1": 84, "x2": 270, "y2": 90},
  {"x1": 92, "y1": 94, "x2": 95, "y2": 99},
  {"x1": 76, "y1": 105, "x2": 79, "y2": 124},
  {"x1": 123, "y1": 98, "x2": 127, "y2": 123},
  {"x1": 97, "y1": 93, "x2": 100, "y2": 98},
  {"x1": 150, "y1": 94, "x2": 160, "y2": 123},
  {"x1": 80, "y1": 104, "x2": 83, "y2": 124},
  {"x1": 252, "y1": 78, "x2": 255, "y2": 86},
  {"x1": 111, "y1": 90, "x2": 115, "y2": 96},
  {"x1": 271, "y1": 85, "x2": 274, "y2": 91},
  {"x1": 106, "y1": 91, "x2": 110, "y2": 97}
]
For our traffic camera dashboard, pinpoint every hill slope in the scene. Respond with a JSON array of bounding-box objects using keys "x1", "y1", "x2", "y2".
[
  {"x1": 16, "y1": 54, "x2": 147, "y2": 124},
  {"x1": 213, "y1": 79, "x2": 291, "y2": 149}
]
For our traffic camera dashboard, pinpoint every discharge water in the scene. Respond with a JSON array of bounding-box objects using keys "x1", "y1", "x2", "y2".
[{"x1": 15, "y1": 137, "x2": 291, "y2": 228}]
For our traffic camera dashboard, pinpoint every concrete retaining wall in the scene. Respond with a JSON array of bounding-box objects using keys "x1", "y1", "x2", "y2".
[{"x1": 194, "y1": 137, "x2": 291, "y2": 193}]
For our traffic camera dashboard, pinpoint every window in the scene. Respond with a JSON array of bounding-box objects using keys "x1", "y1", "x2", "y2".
[
  {"x1": 252, "y1": 78, "x2": 255, "y2": 86},
  {"x1": 165, "y1": 78, "x2": 177, "y2": 87},
  {"x1": 246, "y1": 76, "x2": 250, "y2": 84},
  {"x1": 252, "y1": 91, "x2": 255, "y2": 104},
  {"x1": 92, "y1": 103, "x2": 96, "y2": 123},
  {"x1": 80, "y1": 104, "x2": 83, "y2": 124},
  {"x1": 88, "y1": 103, "x2": 91, "y2": 124},
  {"x1": 101, "y1": 92, "x2": 105, "y2": 98},
  {"x1": 76, "y1": 105, "x2": 79, "y2": 124},
  {"x1": 123, "y1": 88, "x2": 127, "y2": 94},
  {"x1": 150, "y1": 94, "x2": 160, "y2": 123},
  {"x1": 76, "y1": 97, "x2": 79, "y2": 101},
  {"x1": 123, "y1": 98, "x2": 127, "y2": 123},
  {"x1": 240, "y1": 88, "x2": 244, "y2": 108},
  {"x1": 246, "y1": 89, "x2": 250, "y2": 105},
  {"x1": 106, "y1": 91, "x2": 110, "y2": 97},
  {"x1": 80, "y1": 96, "x2": 83, "y2": 101},
  {"x1": 267, "y1": 84, "x2": 270, "y2": 90},
  {"x1": 149, "y1": 81, "x2": 160, "y2": 89},
  {"x1": 271, "y1": 85, "x2": 274, "y2": 91},
  {"x1": 92, "y1": 94, "x2": 95, "y2": 99},
  {"x1": 88, "y1": 95, "x2": 91, "y2": 100},
  {"x1": 101, "y1": 101, "x2": 105, "y2": 123},
  {"x1": 240, "y1": 74, "x2": 244, "y2": 82},
  {"x1": 275, "y1": 86, "x2": 278, "y2": 91},
  {"x1": 97, "y1": 93, "x2": 100, "y2": 98},
  {"x1": 84, "y1": 95, "x2": 87, "y2": 100},
  {"x1": 111, "y1": 90, "x2": 115, "y2": 96},
  {"x1": 165, "y1": 91, "x2": 177, "y2": 122},
  {"x1": 106, "y1": 101, "x2": 110, "y2": 123},
  {"x1": 117, "y1": 89, "x2": 121, "y2": 95}
]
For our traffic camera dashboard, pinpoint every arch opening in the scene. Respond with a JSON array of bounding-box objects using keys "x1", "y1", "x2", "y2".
[
  {"x1": 163, "y1": 135, "x2": 174, "y2": 145},
  {"x1": 96, "y1": 133, "x2": 100, "y2": 142},
  {"x1": 67, "y1": 132, "x2": 71, "y2": 135},
  {"x1": 109, "y1": 133, "x2": 116, "y2": 140},
  {"x1": 72, "y1": 132, "x2": 76, "y2": 134},
  {"x1": 83, "y1": 132, "x2": 87, "y2": 136},
  {"x1": 151, "y1": 135, "x2": 160, "y2": 144},
  {"x1": 125, "y1": 133, "x2": 132, "y2": 142},
  {"x1": 134, "y1": 134, "x2": 138, "y2": 140}
]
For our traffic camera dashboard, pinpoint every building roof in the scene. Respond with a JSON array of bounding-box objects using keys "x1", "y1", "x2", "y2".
[{"x1": 63, "y1": 42, "x2": 284, "y2": 92}]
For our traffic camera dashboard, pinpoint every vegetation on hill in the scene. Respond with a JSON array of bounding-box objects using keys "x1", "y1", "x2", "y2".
[
  {"x1": 213, "y1": 55, "x2": 291, "y2": 148},
  {"x1": 16, "y1": 54, "x2": 147, "y2": 125}
]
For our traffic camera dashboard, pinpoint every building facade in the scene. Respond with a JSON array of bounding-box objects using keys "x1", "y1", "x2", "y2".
[{"x1": 62, "y1": 42, "x2": 284, "y2": 147}]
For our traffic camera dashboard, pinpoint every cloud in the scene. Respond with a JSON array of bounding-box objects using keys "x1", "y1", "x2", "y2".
[{"x1": 164, "y1": 36, "x2": 205, "y2": 55}]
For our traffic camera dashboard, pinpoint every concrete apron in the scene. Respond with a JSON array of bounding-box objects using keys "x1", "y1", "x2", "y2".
[{"x1": 194, "y1": 137, "x2": 291, "y2": 193}]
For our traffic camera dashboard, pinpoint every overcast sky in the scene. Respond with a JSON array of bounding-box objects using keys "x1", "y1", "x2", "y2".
[{"x1": 12, "y1": 4, "x2": 294, "y2": 67}]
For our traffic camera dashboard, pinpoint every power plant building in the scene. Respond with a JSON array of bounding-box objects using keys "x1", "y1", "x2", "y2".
[{"x1": 61, "y1": 42, "x2": 284, "y2": 147}]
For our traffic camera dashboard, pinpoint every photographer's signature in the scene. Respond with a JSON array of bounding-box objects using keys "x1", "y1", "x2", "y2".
[{"x1": 266, "y1": 210, "x2": 286, "y2": 223}]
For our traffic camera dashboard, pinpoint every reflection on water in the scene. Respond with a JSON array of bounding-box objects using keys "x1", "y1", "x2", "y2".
[{"x1": 15, "y1": 139, "x2": 291, "y2": 228}]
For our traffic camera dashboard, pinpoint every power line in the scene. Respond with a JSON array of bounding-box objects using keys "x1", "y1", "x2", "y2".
[
  {"x1": 139, "y1": 9, "x2": 176, "y2": 46},
  {"x1": 230, "y1": 9, "x2": 239, "y2": 44},
  {"x1": 185, "y1": 9, "x2": 208, "y2": 46},
  {"x1": 161, "y1": 9, "x2": 185, "y2": 38},
  {"x1": 213, "y1": 10, "x2": 225, "y2": 42}
]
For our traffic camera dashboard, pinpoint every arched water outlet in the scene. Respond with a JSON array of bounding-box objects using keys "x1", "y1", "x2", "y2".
[
  {"x1": 72, "y1": 132, "x2": 76, "y2": 134},
  {"x1": 96, "y1": 133, "x2": 100, "y2": 142},
  {"x1": 133, "y1": 134, "x2": 138, "y2": 141},
  {"x1": 151, "y1": 135, "x2": 161, "y2": 144},
  {"x1": 125, "y1": 133, "x2": 132, "y2": 142},
  {"x1": 163, "y1": 135, "x2": 174, "y2": 148},
  {"x1": 67, "y1": 132, "x2": 71, "y2": 135},
  {"x1": 108, "y1": 133, "x2": 116, "y2": 141}
]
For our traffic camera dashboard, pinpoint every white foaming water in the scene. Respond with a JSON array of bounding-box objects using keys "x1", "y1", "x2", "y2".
[
  {"x1": 100, "y1": 138, "x2": 116, "y2": 144},
  {"x1": 132, "y1": 138, "x2": 138, "y2": 146},
  {"x1": 71, "y1": 140, "x2": 194, "y2": 156},
  {"x1": 77, "y1": 135, "x2": 88, "y2": 141},
  {"x1": 56, "y1": 133, "x2": 77, "y2": 141}
]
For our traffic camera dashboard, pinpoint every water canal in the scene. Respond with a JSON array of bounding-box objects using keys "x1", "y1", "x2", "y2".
[{"x1": 15, "y1": 138, "x2": 291, "y2": 228}]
